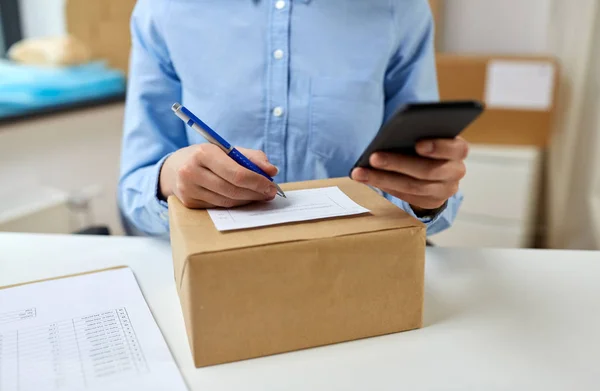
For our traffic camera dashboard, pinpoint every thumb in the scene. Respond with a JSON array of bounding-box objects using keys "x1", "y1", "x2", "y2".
[{"x1": 236, "y1": 147, "x2": 279, "y2": 177}]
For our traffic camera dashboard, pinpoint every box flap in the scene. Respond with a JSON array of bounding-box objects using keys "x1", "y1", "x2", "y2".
[{"x1": 168, "y1": 177, "x2": 423, "y2": 257}]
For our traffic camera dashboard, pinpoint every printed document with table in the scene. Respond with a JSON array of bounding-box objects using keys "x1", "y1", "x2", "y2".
[{"x1": 0, "y1": 267, "x2": 187, "y2": 391}]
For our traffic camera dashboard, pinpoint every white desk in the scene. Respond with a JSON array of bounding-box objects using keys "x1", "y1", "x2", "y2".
[{"x1": 1, "y1": 233, "x2": 599, "y2": 390}]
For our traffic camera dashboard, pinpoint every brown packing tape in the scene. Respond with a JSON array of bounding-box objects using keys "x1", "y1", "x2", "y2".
[
  {"x1": 0, "y1": 266, "x2": 129, "y2": 291},
  {"x1": 436, "y1": 54, "x2": 560, "y2": 146}
]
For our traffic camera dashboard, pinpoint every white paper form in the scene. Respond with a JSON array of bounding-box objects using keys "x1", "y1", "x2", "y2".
[
  {"x1": 0, "y1": 268, "x2": 187, "y2": 391},
  {"x1": 207, "y1": 186, "x2": 370, "y2": 231},
  {"x1": 485, "y1": 60, "x2": 556, "y2": 111}
]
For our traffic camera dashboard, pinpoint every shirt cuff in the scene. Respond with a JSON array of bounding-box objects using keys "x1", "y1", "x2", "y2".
[
  {"x1": 377, "y1": 186, "x2": 462, "y2": 236},
  {"x1": 145, "y1": 153, "x2": 172, "y2": 226},
  {"x1": 399, "y1": 199, "x2": 447, "y2": 226}
]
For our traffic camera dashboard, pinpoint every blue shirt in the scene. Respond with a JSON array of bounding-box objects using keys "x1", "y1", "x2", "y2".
[{"x1": 119, "y1": 0, "x2": 463, "y2": 236}]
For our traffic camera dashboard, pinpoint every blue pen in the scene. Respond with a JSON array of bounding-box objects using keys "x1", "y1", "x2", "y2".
[{"x1": 171, "y1": 103, "x2": 286, "y2": 198}]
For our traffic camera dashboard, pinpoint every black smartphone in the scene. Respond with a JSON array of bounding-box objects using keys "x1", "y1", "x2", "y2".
[{"x1": 351, "y1": 100, "x2": 484, "y2": 172}]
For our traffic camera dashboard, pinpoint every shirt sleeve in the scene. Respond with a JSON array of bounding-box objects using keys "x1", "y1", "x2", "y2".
[
  {"x1": 118, "y1": 0, "x2": 186, "y2": 236},
  {"x1": 382, "y1": 0, "x2": 462, "y2": 236}
]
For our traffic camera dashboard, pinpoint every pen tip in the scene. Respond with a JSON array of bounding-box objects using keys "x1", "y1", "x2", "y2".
[{"x1": 274, "y1": 184, "x2": 286, "y2": 198}]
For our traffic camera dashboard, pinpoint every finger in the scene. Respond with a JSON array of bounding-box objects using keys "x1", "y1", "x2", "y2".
[
  {"x1": 351, "y1": 167, "x2": 449, "y2": 197},
  {"x1": 177, "y1": 185, "x2": 253, "y2": 209},
  {"x1": 370, "y1": 153, "x2": 466, "y2": 181},
  {"x1": 177, "y1": 197, "x2": 214, "y2": 209},
  {"x1": 196, "y1": 144, "x2": 277, "y2": 196},
  {"x1": 377, "y1": 178, "x2": 460, "y2": 208},
  {"x1": 176, "y1": 157, "x2": 274, "y2": 201},
  {"x1": 197, "y1": 166, "x2": 275, "y2": 201},
  {"x1": 237, "y1": 147, "x2": 279, "y2": 177},
  {"x1": 416, "y1": 137, "x2": 469, "y2": 160}
]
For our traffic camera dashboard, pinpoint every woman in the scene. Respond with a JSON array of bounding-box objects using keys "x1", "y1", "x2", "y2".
[{"x1": 118, "y1": 0, "x2": 467, "y2": 236}]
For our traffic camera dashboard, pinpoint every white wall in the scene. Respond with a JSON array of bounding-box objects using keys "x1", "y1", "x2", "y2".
[
  {"x1": 18, "y1": 0, "x2": 66, "y2": 39},
  {"x1": 442, "y1": 0, "x2": 552, "y2": 54}
]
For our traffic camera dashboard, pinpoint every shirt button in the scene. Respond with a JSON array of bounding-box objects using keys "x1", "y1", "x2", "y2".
[
  {"x1": 275, "y1": 0, "x2": 285, "y2": 10},
  {"x1": 272, "y1": 107, "x2": 284, "y2": 117},
  {"x1": 273, "y1": 49, "x2": 284, "y2": 60}
]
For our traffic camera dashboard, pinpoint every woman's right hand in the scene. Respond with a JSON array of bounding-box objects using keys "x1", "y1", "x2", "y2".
[{"x1": 159, "y1": 144, "x2": 279, "y2": 209}]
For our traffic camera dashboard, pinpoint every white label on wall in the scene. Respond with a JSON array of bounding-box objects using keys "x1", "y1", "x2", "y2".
[{"x1": 485, "y1": 60, "x2": 555, "y2": 111}]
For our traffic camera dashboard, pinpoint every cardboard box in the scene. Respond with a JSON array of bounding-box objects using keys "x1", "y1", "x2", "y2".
[
  {"x1": 169, "y1": 177, "x2": 426, "y2": 367},
  {"x1": 65, "y1": 0, "x2": 137, "y2": 73},
  {"x1": 436, "y1": 54, "x2": 559, "y2": 146},
  {"x1": 429, "y1": 0, "x2": 443, "y2": 49},
  {"x1": 429, "y1": 0, "x2": 440, "y2": 22}
]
